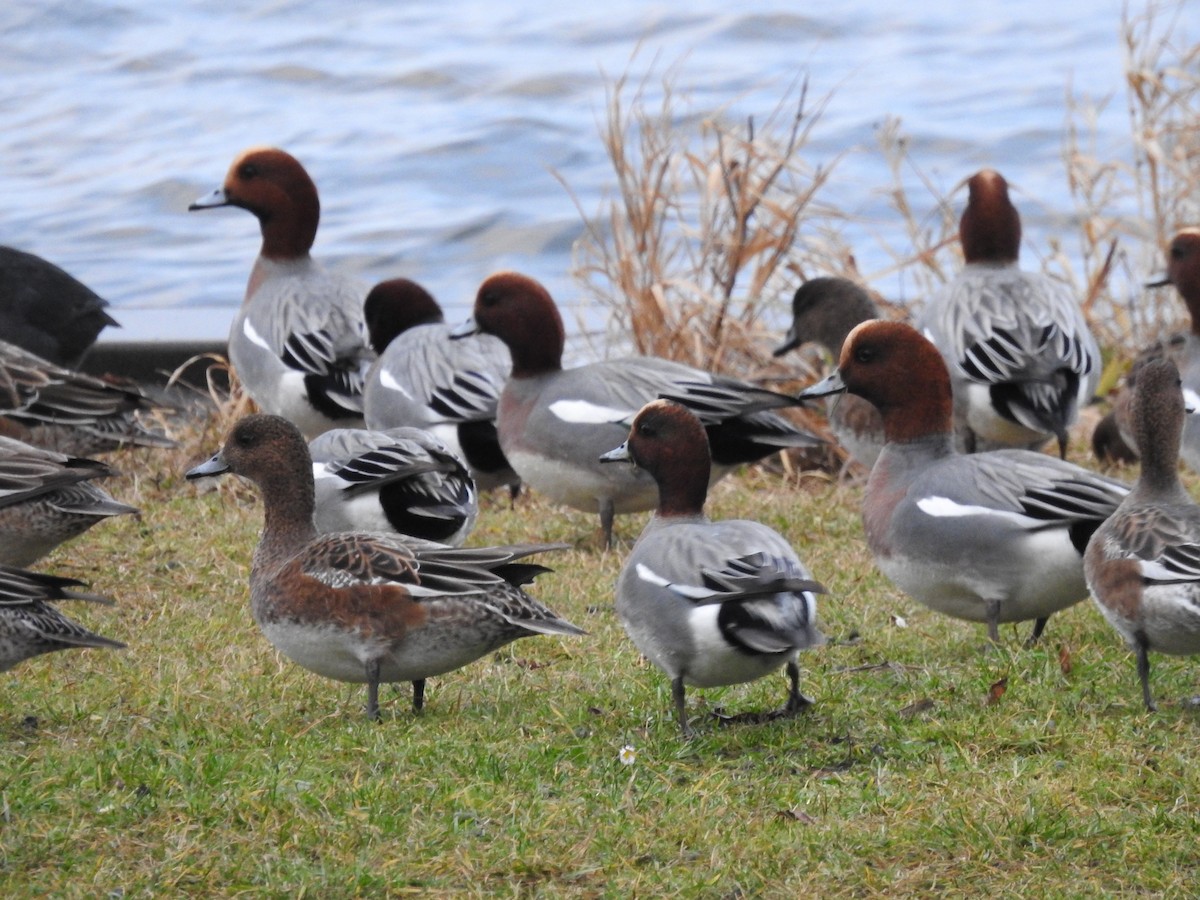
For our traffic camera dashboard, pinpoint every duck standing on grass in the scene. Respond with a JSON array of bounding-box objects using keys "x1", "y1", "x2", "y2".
[
  {"x1": 0, "y1": 338, "x2": 175, "y2": 455},
  {"x1": 798, "y1": 320, "x2": 1127, "y2": 644},
  {"x1": 1105, "y1": 229, "x2": 1200, "y2": 471},
  {"x1": 1085, "y1": 357, "x2": 1200, "y2": 711},
  {"x1": 917, "y1": 169, "x2": 1100, "y2": 457},
  {"x1": 308, "y1": 425, "x2": 478, "y2": 547},
  {"x1": 454, "y1": 271, "x2": 822, "y2": 547},
  {"x1": 600, "y1": 399, "x2": 824, "y2": 737},
  {"x1": 0, "y1": 435, "x2": 138, "y2": 567},
  {"x1": 0, "y1": 565, "x2": 124, "y2": 674},
  {"x1": 186, "y1": 414, "x2": 584, "y2": 721},
  {"x1": 361, "y1": 277, "x2": 519, "y2": 496},
  {"x1": 773, "y1": 276, "x2": 887, "y2": 470},
  {"x1": 189, "y1": 147, "x2": 374, "y2": 438}
]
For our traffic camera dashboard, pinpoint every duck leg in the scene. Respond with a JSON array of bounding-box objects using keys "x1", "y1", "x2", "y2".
[
  {"x1": 365, "y1": 659, "x2": 381, "y2": 721},
  {"x1": 672, "y1": 675, "x2": 692, "y2": 738},
  {"x1": 783, "y1": 661, "x2": 814, "y2": 713},
  {"x1": 985, "y1": 600, "x2": 1001, "y2": 643},
  {"x1": 1025, "y1": 616, "x2": 1049, "y2": 647},
  {"x1": 412, "y1": 678, "x2": 426, "y2": 713},
  {"x1": 599, "y1": 498, "x2": 616, "y2": 549},
  {"x1": 1135, "y1": 638, "x2": 1156, "y2": 712}
]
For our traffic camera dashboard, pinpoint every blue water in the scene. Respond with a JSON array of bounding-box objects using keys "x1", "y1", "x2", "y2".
[{"x1": 0, "y1": 0, "x2": 1138, "y2": 344}]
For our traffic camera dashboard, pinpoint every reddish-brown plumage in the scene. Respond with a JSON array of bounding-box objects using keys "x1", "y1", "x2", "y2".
[{"x1": 959, "y1": 169, "x2": 1021, "y2": 264}]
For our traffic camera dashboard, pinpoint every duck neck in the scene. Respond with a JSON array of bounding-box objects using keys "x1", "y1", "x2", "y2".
[
  {"x1": 961, "y1": 184, "x2": 1020, "y2": 264},
  {"x1": 651, "y1": 451, "x2": 711, "y2": 519},
  {"x1": 255, "y1": 470, "x2": 319, "y2": 568},
  {"x1": 1136, "y1": 420, "x2": 1186, "y2": 498},
  {"x1": 257, "y1": 193, "x2": 319, "y2": 262},
  {"x1": 877, "y1": 393, "x2": 955, "y2": 449},
  {"x1": 508, "y1": 317, "x2": 565, "y2": 378}
]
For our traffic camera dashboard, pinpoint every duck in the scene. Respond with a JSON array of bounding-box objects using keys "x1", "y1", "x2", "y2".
[
  {"x1": 0, "y1": 564, "x2": 125, "y2": 674},
  {"x1": 0, "y1": 339, "x2": 175, "y2": 455},
  {"x1": 1084, "y1": 357, "x2": 1200, "y2": 710},
  {"x1": 1106, "y1": 229, "x2": 1200, "y2": 472},
  {"x1": 797, "y1": 319, "x2": 1128, "y2": 643},
  {"x1": 916, "y1": 169, "x2": 1100, "y2": 457},
  {"x1": 185, "y1": 413, "x2": 584, "y2": 720},
  {"x1": 773, "y1": 276, "x2": 887, "y2": 470},
  {"x1": 600, "y1": 399, "x2": 824, "y2": 736},
  {"x1": 453, "y1": 272, "x2": 821, "y2": 546},
  {"x1": 189, "y1": 147, "x2": 374, "y2": 439},
  {"x1": 309, "y1": 425, "x2": 477, "y2": 547},
  {"x1": 361, "y1": 277, "x2": 519, "y2": 495},
  {"x1": 0, "y1": 435, "x2": 138, "y2": 567},
  {"x1": 0, "y1": 245, "x2": 120, "y2": 368}
]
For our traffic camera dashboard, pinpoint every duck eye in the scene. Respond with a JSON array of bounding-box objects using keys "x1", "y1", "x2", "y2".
[
  {"x1": 478, "y1": 290, "x2": 499, "y2": 308},
  {"x1": 854, "y1": 346, "x2": 876, "y2": 364},
  {"x1": 238, "y1": 162, "x2": 259, "y2": 180},
  {"x1": 235, "y1": 430, "x2": 254, "y2": 447},
  {"x1": 636, "y1": 421, "x2": 657, "y2": 438}
]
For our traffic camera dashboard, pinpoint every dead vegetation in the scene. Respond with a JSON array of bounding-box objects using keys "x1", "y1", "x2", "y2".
[{"x1": 570, "y1": 1, "x2": 1197, "y2": 395}]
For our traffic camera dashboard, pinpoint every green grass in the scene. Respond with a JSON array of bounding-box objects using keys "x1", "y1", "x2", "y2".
[{"x1": 2, "y1": 439, "x2": 1198, "y2": 897}]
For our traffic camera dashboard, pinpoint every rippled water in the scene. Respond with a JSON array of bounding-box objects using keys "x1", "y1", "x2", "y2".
[{"x1": 0, "y1": 0, "x2": 1131, "y2": 344}]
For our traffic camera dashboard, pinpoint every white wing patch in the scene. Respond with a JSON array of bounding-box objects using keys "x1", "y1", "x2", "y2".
[
  {"x1": 378, "y1": 370, "x2": 414, "y2": 399},
  {"x1": 635, "y1": 563, "x2": 712, "y2": 600},
  {"x1": 243, "y1": 317, "x2": 272, "y2": 350},
  {"x1": 917, "y1": 495, "x2": 1031, "y2": 525},
  {"x1": 549, "y1": 399, "x2": 632, "y2": 425}
]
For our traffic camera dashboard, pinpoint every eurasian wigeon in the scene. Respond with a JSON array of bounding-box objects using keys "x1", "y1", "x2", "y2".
[
  {"x1": 600, "y1": 399, "x2": 824, "y2": 736},
  {"x1": 0, "y1": 339, "x2": 175, "y2": 455},
  {"x1": 0, "y1": 564, "x2": 125, "y2": 673},
  {"x1": 361, "y1": 277, "x2": 518, "y2": 495},
  {"x1": 1084, "y1": 357, "x2": 1200, "y2": 710},
  {"x1": 0, "y1": 245, "x2": 119, "y2": 368},
  {"x1": 186, "y1": 414, "x2": 584, "y2": 720},
  {"x1": 454, "y1": 272, "x2": 821, "y2": 546},
  {"x1": 917, "y1": 169, "x2": 1100, "y2": 457},
  {"x1": 798, "y1": 319, "x2": 1128, "y2": 644},
  {"x1": 0, "y1": 436, "x2": 138, "y2": 567},
  {"x1": 773, "y1": 276, "x2": 886, "y2": 470},
  {"x1": 309, "y1": 425, "x2": 477, "y2": 547},
  {"x1": 1111, "y1": 228, "x2": 1200, "y2": 472},
  {"x1": 189, "y1": 147, "x2": 374, "y2": 438}
]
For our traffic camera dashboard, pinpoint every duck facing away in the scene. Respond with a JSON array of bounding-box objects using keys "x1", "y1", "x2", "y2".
[
  {"x1": 917, "y1": 169, "x2": 1100, "y2": 457},
  {"x1": 600, "y1": 399, "x2": 824, "y2": 736},
  {"x1": 189, "y1": 147, "x2": 374, "y2": 438},
  {"x1": 0, "y1": 565, "x2": 125, "y2": 674},
  {"x1": 774, "y1": 276, "x2": 887, "y2": 471},
  {"x1": 361, "y1": 277, "x2": 519, "y2": 495},
  {"x1": 798, "y1": 319, "x2": 1128, "y2": 644},
  {"x1": 1085, "y1": 357, "x2": 1200, "y2": 710},
  {"x1": 454, "y1": 271, "x2": 821, "y2": 546},
  {"x1": 0, "y1": 338, "x2": 175, "y2": 455},
  {"x1": 0, "y1": 435, "x2": 138, "y2": 567},
  {"x1": 308, "y1": 425, "x2": 478, "y2": 547},
  {"x1": 186, "y1": 413, "x2": 584, "y2": 720}
]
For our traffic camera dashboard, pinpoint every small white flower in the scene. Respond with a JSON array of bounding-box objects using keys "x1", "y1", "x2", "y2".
[{"x1": 618, "y1": 744, "x2": 637, "y2": 766}]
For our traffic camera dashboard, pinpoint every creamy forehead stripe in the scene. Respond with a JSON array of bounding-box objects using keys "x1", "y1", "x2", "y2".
[
  {"x1": 548, "y1": 399, "x2": 632, "y2": 424},
  {"x1": 916, "y1": 496, "x2": 1032, "y2": 525}
]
